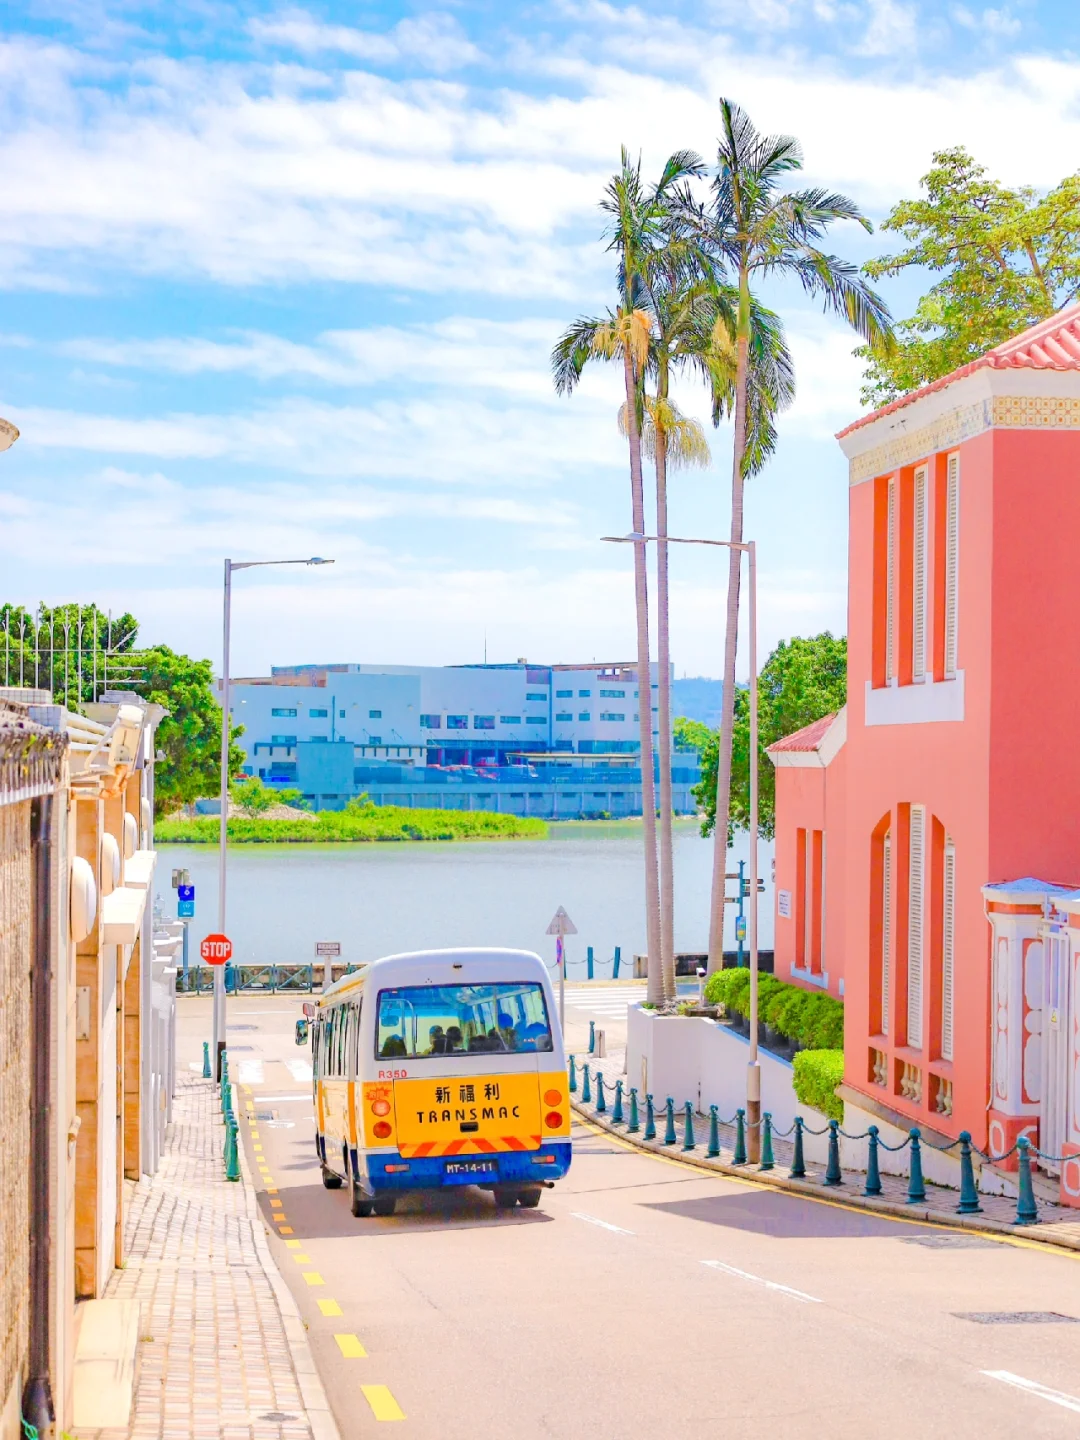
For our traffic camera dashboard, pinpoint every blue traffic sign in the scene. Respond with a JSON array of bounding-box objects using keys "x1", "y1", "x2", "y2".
[
  {"x1": 735, "y1": 916, "x2": 747, "y2": 944},
  {"x1": 178, "y1": 884, "x2": 195, "y2": 902},
  {"x1": 178, "y1": 900, "x2": 195, "y2": 919}
]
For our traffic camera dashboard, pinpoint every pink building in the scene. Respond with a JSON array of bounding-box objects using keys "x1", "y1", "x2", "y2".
[{"x1": 770, "y1": 306, "x2": 1080, "y2": 1205}]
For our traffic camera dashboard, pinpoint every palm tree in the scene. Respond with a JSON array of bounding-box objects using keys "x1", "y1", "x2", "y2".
[
  {"x1": 553, "y1": 148, "x2": 701, "y2": 1005},
  {"x1": 697, "y1": 99, "x2": 894, "y2": 972}
]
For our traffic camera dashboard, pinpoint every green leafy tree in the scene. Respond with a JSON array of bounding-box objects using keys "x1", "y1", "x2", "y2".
[
  {"x1": 859, "y1": 147, "x2": 1080, "y2": 406},
  {"x1": 672, "y1": 716, "x2": 712, "y2": 752},
  {"x1": 230, "y1": 774, "x2": 306, "y2": 817},
  {"x1": 693, "y1": 633, "x2": 847, "y2": 841},
  {"x1": 1, "y1": 603, "x2": 139, "y2": 707},
  {"x1": 692, "y1": 99, "x2": 891, "y2": 970},
  {"x1": 139, "y1": 645, "x2": 246, "y2": 818}
]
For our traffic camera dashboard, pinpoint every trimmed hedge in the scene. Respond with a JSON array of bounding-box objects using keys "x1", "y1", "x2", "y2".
[
  {"x1": 702, "y1": 967, "x2": 844, "y2": 1051},
  {"x1": 792, "y1": 1049, "x2": 844, "y2": 1122}
]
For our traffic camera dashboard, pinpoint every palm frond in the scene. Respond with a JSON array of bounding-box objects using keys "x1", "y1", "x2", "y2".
[
  {"x1": 551, "y1": 314, "x2": 605, "y2": 394},
  {"x1": 785, "y1": 249, "x2": 895, "y2": 352}
]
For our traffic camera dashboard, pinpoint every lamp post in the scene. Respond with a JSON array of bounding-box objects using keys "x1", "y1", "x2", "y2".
[
  {"x1": 602, "y1": 532, "x2": 761, "y2": 1160},
  {"x1": 215, "y1": 556, "x2": 334, "y2": 1076}
]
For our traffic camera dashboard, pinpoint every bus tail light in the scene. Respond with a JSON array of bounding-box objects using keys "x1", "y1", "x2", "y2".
[
  {"x1": 544, "y1": 1111, "x2": 563, "y2": 1128},
  {"x1": 532, "y1": 1154, "x2": 556, "y2": 1165},
  {"x1": 544, "y1": 1089, "x2": 563, "y2": 1106},
  {"x1": 373, "y1": 1121, "x2": 393, "y2": 1140},
  {"x1": 371, "y1": 1099, "x2": 391, "y2": 1117},
  {"x1": 384, "y1": 1163, "x2": 410, "y2": 1173}
]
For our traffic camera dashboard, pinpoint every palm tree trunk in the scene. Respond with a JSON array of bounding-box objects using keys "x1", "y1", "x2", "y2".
[
  {"x1": 622, "y1": 342, "x2": 663, "y2": 1005},
  {"x1": 654, "y1": 422, "x2": 676, "y2": 1004},
  {"x1": 706, "y1": 272, "x2": 750, "y2": 974}
]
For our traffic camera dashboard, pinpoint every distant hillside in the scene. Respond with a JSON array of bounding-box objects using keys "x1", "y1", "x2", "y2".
[{"x1": 672, "y1": 677, "x2": 723, "y2": 728}]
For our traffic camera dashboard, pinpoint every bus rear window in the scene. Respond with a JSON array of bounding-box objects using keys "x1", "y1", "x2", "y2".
[{"x1": 376, "y1": 983, "x2": 552, "y2": 1060}]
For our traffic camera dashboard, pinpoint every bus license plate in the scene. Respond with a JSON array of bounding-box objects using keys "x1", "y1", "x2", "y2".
[{"x1": 444, "y1": 1160, "x2": 497, "y2": 1182}]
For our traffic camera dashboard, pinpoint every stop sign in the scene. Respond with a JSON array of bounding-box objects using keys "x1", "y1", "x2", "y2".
[{"x1": 200, "y1": 933, "x2": 233, "y2": 966}]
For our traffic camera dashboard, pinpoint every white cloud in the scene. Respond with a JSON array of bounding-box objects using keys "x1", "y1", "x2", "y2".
[
  {"x1": 250, "y1": 9, "x2": 481, "y2": 71},
  {"x1": 853, "y1": 0, "x2": 918, "y2": 56}
]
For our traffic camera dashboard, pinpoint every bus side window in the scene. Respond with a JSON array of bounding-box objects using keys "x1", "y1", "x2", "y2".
[
  {"x1": 346, "y1": 1002, "x2": 360, "y2": 1077},
  {"x1": 326, "y1": 1010, "x2": 337, "y2": 1078},
  {"x1": 313, "y1": 1018, "x2": 321, "y2": 1078}
]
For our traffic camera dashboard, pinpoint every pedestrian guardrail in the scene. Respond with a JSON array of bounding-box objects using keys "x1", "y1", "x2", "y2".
[{"x1": 569, "y1": 1057, "x2": 1061, "y2": 1228}]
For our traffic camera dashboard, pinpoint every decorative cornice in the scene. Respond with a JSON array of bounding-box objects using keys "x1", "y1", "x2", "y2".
[
  {"x1": 848, "y1": 395, "x2": 1080, "y2": 485},
  {"x1": 0, "y1": 700, "x2": 68, "y2": 805}
]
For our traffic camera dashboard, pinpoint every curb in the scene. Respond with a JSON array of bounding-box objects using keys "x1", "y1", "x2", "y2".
[
  {"x1": 232, "y1": 1102, "x2": 343, "y2": 1440},
  {"x1": 571, "y1": 1097, "x2": 1080, "y2": 1256}
]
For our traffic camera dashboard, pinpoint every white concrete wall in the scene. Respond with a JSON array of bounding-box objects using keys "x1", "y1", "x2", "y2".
[{"x1": 627, "y1": 1009, "x2": 833, "y2": 1163}]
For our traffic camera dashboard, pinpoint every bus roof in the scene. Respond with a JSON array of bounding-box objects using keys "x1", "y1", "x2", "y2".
[{"x1": 316, "y1": 947, "x2": 546, "y2": 1008}]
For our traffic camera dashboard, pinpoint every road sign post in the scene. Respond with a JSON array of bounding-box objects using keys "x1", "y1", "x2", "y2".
[
  {"x1": 545, "y1": 906, "x2": 578, "y2": 1032},
  {"x1": 316, "y1": 941, "x2": 341, "y2": 990}
]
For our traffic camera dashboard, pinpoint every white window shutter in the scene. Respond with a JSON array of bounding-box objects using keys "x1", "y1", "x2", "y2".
[
  {"x1": 886, "y1": 478, "x2": 896, "y2": 682},
  {"x1": 882, "y1": 832, "x2": 891, "y2": 1036},
  {"x1": 944, "y1": 454, "x2": 959, "y2": 677},
  {"x1": 908, "y1": 806, "x2": 925, "y2": 1049},
  {"x1": 913, "y1": 466, "x2": 927, "y2": 680},
  {"x1": 942, "y1": 839, "x2": 955, "y2": 1061}
]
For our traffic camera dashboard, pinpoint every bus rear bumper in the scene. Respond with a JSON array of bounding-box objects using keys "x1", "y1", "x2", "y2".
[{"x1": 358, "y1": 1140, "x2": 572, "y2": 1194}]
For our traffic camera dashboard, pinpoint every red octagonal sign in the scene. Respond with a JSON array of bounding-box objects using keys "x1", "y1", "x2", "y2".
[{"x1": 200, "y1": 933, "x2": 233, "y2": 966}]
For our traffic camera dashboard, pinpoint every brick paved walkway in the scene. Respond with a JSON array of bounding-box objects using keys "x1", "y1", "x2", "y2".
[
  {"x1": 81, "y1": 1074, "x2": 337, "y2": 1440},
  {"x1": 575, "y1": 1044, "x2": 1080, "y2": 1251}
]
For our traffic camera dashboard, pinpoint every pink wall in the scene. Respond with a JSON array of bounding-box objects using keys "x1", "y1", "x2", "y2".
[
  {"x1": 989, "y1": 429, "x2": 1080, "y2": 888},
  {"x1": 772, "y1": 751, "x2": 846, "y2": 1000},
  {"x1": 842, "y1": 431, "x2": 994, "y2": 1143}
]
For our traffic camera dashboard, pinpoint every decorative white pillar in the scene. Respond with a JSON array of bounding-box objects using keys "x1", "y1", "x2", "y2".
[{"x1": 982, "y1": 882, "x2": 1047, "y2": 1171}]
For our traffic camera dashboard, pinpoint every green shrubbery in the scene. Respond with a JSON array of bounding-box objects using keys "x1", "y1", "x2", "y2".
[
  {"x1": 156, "y1": 806, "x2": 549, "y2": 844},
  {"x1": 792, "y1": 1049, "x2": 845, "y2": 1122},
  {"x1": 702, "y1": 967, "x2": 844, "y2": 1051}
]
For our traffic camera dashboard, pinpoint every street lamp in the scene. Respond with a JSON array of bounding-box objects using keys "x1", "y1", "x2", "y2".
[
  {"x1": 602, "y1": 532, "x2": 762, "y2": 1161},
  {"x1": 214, "y1": 556, "x2": 334, "y2": 1075}
]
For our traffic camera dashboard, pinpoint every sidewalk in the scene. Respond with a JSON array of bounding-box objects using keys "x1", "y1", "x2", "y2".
[
  {"x1": 79, "y1": 1074, "x2": 337, "y2": 1440},
  {"x1": 573, "y1": 1045, "x2": 1080, "y2": 1253}
]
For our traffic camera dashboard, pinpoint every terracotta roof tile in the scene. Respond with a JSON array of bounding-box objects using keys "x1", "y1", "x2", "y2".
[
  {"x1": 765, "y1": 712, "x2": 838, "y2": 754},
  {"x1": 837, "y1": 303, "x2": 1080, "y2": 440}
]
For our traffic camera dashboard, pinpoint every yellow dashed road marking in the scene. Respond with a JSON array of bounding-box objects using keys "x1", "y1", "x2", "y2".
[
  {"x1": 278, "y1": 1226, "x2": 294, "y2": 1235},
  {"x1": 293, "y1": 1254, "x2": 312, "y2": 1263},
  {"x1": 334, "y1": 1334, "x2": 367, "y2": 1358},
  {"x1": 270, "y1": 1199, "x2": 282, "y2": 1209},
  {"x1": 317, "y1": 1299, "x2": 343, "y2": 1317},
  {"x1": 302, "y1": 1272, "x2": 325, "y2": 1286},
  {"x1": 362, "y1": 1385, "x2": 405, "y2": 1421},
  {"x1": 284, "y1": 1239, "x2": 302, "y2": 1250}
]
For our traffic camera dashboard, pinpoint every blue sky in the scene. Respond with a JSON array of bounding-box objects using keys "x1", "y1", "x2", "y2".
[{"x1": 2, "y1": 0, "x2": 1079, "y2": 678}]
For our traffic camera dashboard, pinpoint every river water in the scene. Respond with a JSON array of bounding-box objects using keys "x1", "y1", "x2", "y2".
[{"x1": 160, "y1": 822, "x2": 775, "y2": 975}]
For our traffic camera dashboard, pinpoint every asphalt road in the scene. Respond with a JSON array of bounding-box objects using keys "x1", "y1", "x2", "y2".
[{"x1": 179, "y1": 995, "x2": 1080, "y2": 1438}]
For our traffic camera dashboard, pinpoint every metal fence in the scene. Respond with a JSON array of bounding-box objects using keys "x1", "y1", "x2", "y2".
[{"x1": 175, "y1": 963, "x2": 356, "y2": 994}]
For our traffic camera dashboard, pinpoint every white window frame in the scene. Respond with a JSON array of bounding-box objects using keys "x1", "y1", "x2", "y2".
[
  {"x1": 908, "y1": 805, "x2": 925, "y2": 1050},
  {"x1": 912, "y1": 464, "x2": 929, "y2": 682},
  {"x1": 944, "y1": 453, "x2": 960, "y2": 678},
  {"x1": 941, "y1": 838, "x2": 955, "y2": 1062},
  {"x1": 882, "y1": 831, "x2": 891, "y2": 1037}
]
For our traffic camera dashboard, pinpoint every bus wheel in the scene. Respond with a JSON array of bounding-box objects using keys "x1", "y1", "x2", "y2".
[
  {"x1": 518, "y1": 1188, "x2": 542, "y2": 1209},
  {"x1": 351, "y1": 1184, "x2": 373, "y2": 1218},
  {"x1": 372, "y1": 1194, "x2": 397, "y2": 1217},
  {"x1": 321, "y1": 1165, "x2": 343, "y2": 1190},
  {"x1": 493, "y1": 1186, "x2": 519, "y2": 1210}
]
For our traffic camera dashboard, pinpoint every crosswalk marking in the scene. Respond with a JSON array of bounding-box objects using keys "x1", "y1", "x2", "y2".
[
  {"x1": 286, "y1": 1059, "x2": 313, "y2": 1082},
  {"x1": 238, "y1": 1059, "x2": 264, "y2": 1085}
]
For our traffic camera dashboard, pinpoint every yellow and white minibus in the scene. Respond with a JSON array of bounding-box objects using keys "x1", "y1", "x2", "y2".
[{"x1": 299, "y1": 947, "x2": 572, "y2": 1216}]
